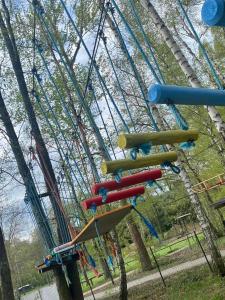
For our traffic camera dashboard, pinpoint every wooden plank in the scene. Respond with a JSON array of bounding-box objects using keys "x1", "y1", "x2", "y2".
[{"x1": 72, "y1": 204, "x2": 132, "y2": 243}]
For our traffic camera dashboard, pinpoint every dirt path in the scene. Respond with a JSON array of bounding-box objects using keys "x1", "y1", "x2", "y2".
[{"x1": 84, "y1": 250, "x2": 225, "y2": 300}]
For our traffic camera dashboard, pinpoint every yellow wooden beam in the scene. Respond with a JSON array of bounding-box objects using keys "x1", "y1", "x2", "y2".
[
  {"x1": 118, "y1": 129, "x2": 199, "y2": 149},
  {"x1": 101, "y1": 151, "x2": 178, "y2": 174}
]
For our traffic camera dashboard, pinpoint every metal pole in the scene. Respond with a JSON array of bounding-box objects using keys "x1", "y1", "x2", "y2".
[
  {"x1": 82, "y1": 265, "x2": 96, "y2": 300},
  {"x1": 194, "y1": 230, "x2": 213, "y2": 272},
  {"x1": 149, "y1": 246, "x2": 166, "y2": 287},
  {"x1": 183, "y1": 219, "x2": 192, "y2": 249}
]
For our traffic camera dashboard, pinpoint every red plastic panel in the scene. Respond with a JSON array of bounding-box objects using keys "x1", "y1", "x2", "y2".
[
  {"x1": 82, "y1": 186, "x2": 145, "y2": 210},
  {"x1": 92, "y1": 169, "x2": 162, "y2": 195}
]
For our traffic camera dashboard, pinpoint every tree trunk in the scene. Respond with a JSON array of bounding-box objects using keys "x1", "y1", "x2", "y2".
[
  {"x1": 0, "y1": 226, "x2": 15, "y2": 300},
  {"x1": 140, "y1": 0, "x2": 225, "y2": 140},
  {"x1": 53, "y1": 268, "x2": 73, "y2": 300},
  {"x1": 183, "y1": 152, "x2": 225, "y2": 232},
  {"x1": 0, "y1": 3, "x2": 67, "y2": 244},
  {"x1": 177, "y1": 163, "x2": 225, "y2": 275},
  {"x1": 0, "y1": 91, "x2": 74, "y2": 300},
  {"x1": 100, "y1": 2, "x2": 154, "y2": 273},
  {"x1": 111, "y1": 229, "x2": 128, "y2": 300},
  {"x1": 66, "y1": 262, "x2": 84, "y2": 300},
  {"x1": 0, "y1": 4, "x2": 83, "y2": 298},
  {"x1": 126, "y1": 218, "x2": 153, "y2": 272}
]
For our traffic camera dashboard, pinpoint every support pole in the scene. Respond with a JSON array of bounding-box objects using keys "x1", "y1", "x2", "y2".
[
  {"x1": 194, "y1": 231, "x2": 213, "y2": 272},
  {"x1": 149, "y1": 247, "x2": 166, "y2": 287}
]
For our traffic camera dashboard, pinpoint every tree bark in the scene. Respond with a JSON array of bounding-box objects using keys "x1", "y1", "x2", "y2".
[
  {"x1": 0, "y1": 91, "x2": 74, "y2": 300},
  {"x1": 126, "y1": 218, "x2": 153, "y2": 272},
  {"x1": 100, "y1": 2, "x2": 154, "y2": 273},
  {"x1": 111, "y1": 229, "x2": 128, "y2": 300},
  {"x1": 66, "y1": 262, "x2": 84, "y2": 300},
  {"x1": 177, "y1": 163, "x2": 225, "y2": 275},
  {"x1": 0, "y1": 2, "x2": 67, "y2": 244},
  {"x1": 140, "y1": 0, "x2": 225, "y2": 141},
  {"x1": 0, "y1": 3, "x2": 83, "y2": 298},
  {"x1": 0, "y1": 226, "x2": 15, "y2": 300}
]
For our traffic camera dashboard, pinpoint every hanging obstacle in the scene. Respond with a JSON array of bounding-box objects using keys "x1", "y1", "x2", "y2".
[
  {"x1": 202, "y1": 0, "x2": 225, "y2": 27},
  {"x1": 81, "y1": 186, "x2": 145, "y2": 210},
  {"x1": 118, "y1": 130, "x2": 199, "y2": 150},
  {"x1": 52, "y1": 205, "x2": 133, "y2": 253},
  {"x1": 192, "y1": 173, "x2": 225, "y2": 193},
  {"x1": 101, "y1": 152, "x2": 178, "y2": 175},
  {"x1": 148, "y1": 84, "x2": 225, "y2": 106},
  {"x1": 92, "y1": 169, "x2": 162, "y2": 195}
]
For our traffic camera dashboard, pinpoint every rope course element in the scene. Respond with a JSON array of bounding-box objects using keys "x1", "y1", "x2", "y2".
[
  {"x1": 109, "y1": 0, "x2": 189, "y2": 131},
  {"x1": 92, "y1": 169, "x2": 162, "y2": 195},
  {"x1": 81, "y1": 186, "x2": 145, "y2": 210},
  {"x1": 149, "y1": 84, "x2": 225, "y2": 106},
  {"x1": 202, "y1": 0, "x2": 225, "y2": 27},
  {"x1": 192, "y1": 173, "x2": 225, "y2": 193},
  {"x1": 101, "y1": 152, "x2": 178, "y2": 175},
  {"x1": 118, "y1": 130, "x2": 199, "y2": 155},
  {"x1": 177, "y1": 0, "x2": 223, "y2": 89}
]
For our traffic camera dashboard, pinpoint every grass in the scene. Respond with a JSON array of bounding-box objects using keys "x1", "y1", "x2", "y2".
[
  {"x1": 82, "y1": 233, "x2": 225, "y2": 296},
  {"x1": 81, "y1": 258, "x2": 141, "y2": 293},
  {"x1": 153, "y1": 233, "x2": 204, "y2": 257},
  {"x1": 82, "y1": 233, "x2": 207, "y2": 292},
  {"x1": 102, "y1": 265, "x2": 225, "y2": 300}
]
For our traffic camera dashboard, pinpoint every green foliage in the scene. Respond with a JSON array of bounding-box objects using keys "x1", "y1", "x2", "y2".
[{"x1": 7, "y1": 233, "x2": 53, "y2": 290}]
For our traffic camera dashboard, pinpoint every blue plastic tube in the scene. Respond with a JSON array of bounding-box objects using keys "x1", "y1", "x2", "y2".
[
  {"x1": 148, "y1": 84, "x2": 225, "y2": 106},
  {"x1": 202, "y1": 0, "x2": 225, "y2": 27}
]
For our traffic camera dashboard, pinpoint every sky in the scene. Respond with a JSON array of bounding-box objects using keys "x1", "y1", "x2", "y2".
[{"x1": 0, "y1": 0, "x2": 211, "y2": 242}]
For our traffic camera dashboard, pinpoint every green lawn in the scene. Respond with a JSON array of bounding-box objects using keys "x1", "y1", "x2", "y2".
[
  {"x1": 154, "y1": 233, "x2": 204, "y2": 257},
  {"x1": 102, "y1": 265, "x2": 225, "y2": 299},
  {"x1": 82, "y1": 233, "x2": 206, "y2": 292}
]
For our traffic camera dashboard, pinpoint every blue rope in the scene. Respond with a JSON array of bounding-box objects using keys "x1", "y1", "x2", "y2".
[
  {"x1": 89, "y1": 84, "x2": 117, "y2": 159},
  {"x1": 116, "y1": 0, "x2": 189, "y2": 131},
  {"x1": 31, "y1": 90, "x2": 88, "y2": 199},
  {"x1": 161, "y1": 161, "x2": 181, "y2": 174},
  {"x1": 128, "y1": 0, "x2": 165, "y2": 83},
  {"x1": 58, "y1": 0, "x2": 130, "y2": 134},
  {"x1": 32, "y1": 73, "x2": 91, "y2": 195},
  {"x1": 110, "y1": 0, "x2": 162, "y2": 83},
  {"x1": 35, "y1": 41, "x2": 102, "y2": 184},
  {"x1": 101, "y1": 33, "x2": 137, "y2": 130},
  {"x1": 33, "y1": 1, "x2": 111, "y2": 162},
  {"x1": 132, "y1": 206, "x2": 159, "y2": 239},
  {"x1": 108, "y1": 9, "x2": 160, "y2": 132},
  {"x1": 130, "y1": 143, "x2": 152, "y2": 160}
]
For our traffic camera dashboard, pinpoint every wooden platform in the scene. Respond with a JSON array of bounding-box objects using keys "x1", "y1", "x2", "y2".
[
  {"x1": 38, "y1": 204, "x2": 133, "y2": 273},
  {"x1": 72, "y1": 204, "x2": 133, "y2": 243},
  {"x1": 37, "y1": 252, "x2": 80, "y2": 273}
]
